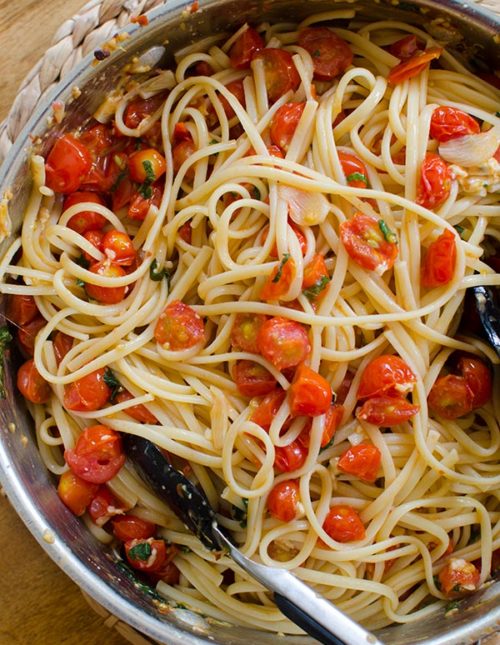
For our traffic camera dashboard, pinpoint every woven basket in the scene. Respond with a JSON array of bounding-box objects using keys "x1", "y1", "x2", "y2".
[{"x1": 2, "y1": 0, "x2": 500, "y2": 643}]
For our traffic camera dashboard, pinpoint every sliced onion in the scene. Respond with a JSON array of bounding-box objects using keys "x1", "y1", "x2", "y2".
[
  {"x1": 439, "y1": 127, "x2": 500, "y2": 168},
  {"x1": 278, "y1": 185, "x2": 330, "y2": 226}
]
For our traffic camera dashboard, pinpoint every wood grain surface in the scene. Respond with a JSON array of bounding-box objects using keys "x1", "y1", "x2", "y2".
[{"x1": 0, "y1": 3, "x2": 127, "y2": 642}]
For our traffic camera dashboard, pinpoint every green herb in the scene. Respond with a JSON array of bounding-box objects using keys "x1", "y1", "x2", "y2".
[
  {"x1": 138, "y1": 159, "x2": 156, "y2": 199},
  {"x1": 149, "y1": 259, "x2": 170, "y2": 283},
  {"x1": 433, "y1": 575, "x2": 441, "y2": 590},
  {"x1": 454, "y1": 225, "x2": 465, "y2": 239},
  {"x1": 312, "y1": 49, "x2": 321, "y2": 57},
  {"x1": 303, "y1": 275, "x2": 330, "y2": 301},
  {"x1": 452, "y1": 583, "x2": 462, "y2": 593},
  {"x1": 321, "y1": 435, "x2": 336, "y2": 451},
  {"x1": 115, "y1": 561, "x2": 165, "y2": 602},
  {"x1": 176, "y1": 602, "x2": 188, "y2": 609},
  {"x1": 110, "y1": 169, "x2": 127, "y2": 193},
  {"x1": 104, "y1": 368, "x2": 121, "y2": 402},
  {"x1": 76, "y1": 279, "x2": 85, "y2": 288},
  {"x1": 496, "y1": 111, "x2": 500, "y2": 118},
  {"x1": 75, "y1": 255, "x2": 90, "y2": 269},
  {"x1": 128, "y1": 542, "x2": 152, "y2": 561},
  {"x1": 346, "y1": 172, "x2": 368, "y2": 185},
  {"x1": 138, "y1": 182, "x2": 153, "y2": 199},
  {"x1": 378, "y1": 219, "x2": 398, "y2": 244},
  {"x1": 209, "y1": 139, "x2": 218, "y2": 145},
  {"x1": 180, "y1": 545, "x2": 191, "y2": 553},
  {"x1": 232, "y1": 499, "x2": 248, "y2": 528},
  {"x1": 469, "y1": 525, "x2": 481, "y2": 543},
  {"x1": 272, "y1": 253, "x2": 290, "y2": 283},
  {"x1": 251, "y1": 186, "x2": 261, "y2": 200},
  {"x1": 445, "y1": 600, "x2": 461, "y2": 613},
  {"x1": 0, "y1": 326, "x2": 12, "y2": 399}
]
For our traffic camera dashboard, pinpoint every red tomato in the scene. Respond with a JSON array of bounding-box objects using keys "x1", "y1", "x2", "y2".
[
  {"x1": 65, "y1": 424, "x2": 125, "y2": 484},
  {"x1": 58, "y1": 470, "x2": 98, "y2": 516},
  {"x1": 270, "y1": 102, "x2": 306, "y2": 151},
  {"x1": 63, "y1": 368, "x2": 111, "y2": 412},
  {"x1": 218, "y1": 80, "x2": 247, "y2": 122},
  {"x1": 430, "y1": 106, "x2": 480, "y2": 142},
  {"x1": 63, "y1": 191, "x2": 107, "y2": 234},
  {"x1": 417, "y1": 152, "x2": 452, "y2": 210},
  {"x1": 257, "y1": 317, "x2": 310, "y2": 371},
  {"x1": 115, "y1": 389, "x2": 159, "y2": 424},
  {"x1": 338, "y1": 443, "x2": 381, "y2": 482},
  {"x1": 428, "y1": 374, "x2": 474, "y2": 420},
  {"x1": 336, "y1": 371, "x2": 354, "y2": 404},
  {"x1": 289, "y1": 363, "x2": 332, "y2": 417},
  {"x1": 102, "y1": 230, "x2": 136, "y2": 266},
  {"x1": 234, "y1": 360, "x2": 277, "y2": 397},
  {"x1": 338, "y1": 151, "x2": 368, "y2": 188},
  {"x1": 261, "y1": 256, "x2": 296, "y2": 301},
  {"x1": 88, "y1": 486, "x2": 123, "y2": 526},
  {"x1": 302, "y1": 253, "x2": 329, "y2": 290},
  {"x1": 172, "y1": 122, "x2": 192, "y2": 143},
  {"x1": 125, "y1": 538, "x2": 167, "y2": 572},
  {"x1": 178, "y1": 221, "x2": 192, "y2": 244},
  {"x1": 298, "y1": 27, "x2": 353, "y2": 81},
  {"x1": 17, "y1": 316, "x2": 46, "y2": 357},
  {"x1": 356, "y1": 395, "x2": 420, "y2": 426},
  {"x1": 231, "y1": 313, "x2": 267, "y2": 353},
  {"x1": 82, "y1": 229, "x2": 105, "y2": 264},
  {"x1": 340, "y1": 214, "x2": 398, "y2": 273},
  {"x1": 388, "y1": 34, "x2": 422, "y2": 60},
  {"x1": 45, "y1": 134, "x2": 92, "y2": 194},
  {"x1": 151, "y1": 560, "x2": 180, "y2": 585},
  {"x1": 17, "y1": 359, "x2": 51, "y2": 404},
  {"x1": 128, "y1": 148, "x2": 166, "y2": 183},
  {"x1": 357, "y1": 355, "x2": 416, "y2": 399},
  {"x1": 128, "y1": 183, "x2": 163, "y2": 221},
  {"x1": 323, "y1": 505, "x2": 365, "y2": 542},
  {"x1": 422, "y1": 229, "x2": 456, "y2": 288},
  {"x1": 299, "y1": 404, "x2": 344, "y2": 449},
  {"x1": 53, "y1": 331, "x2": 74, "y2": 365},
  {"x1": 267, "y1": 480, "x2": 300, "y2": 521},
  {"x1": 388, "y1": 47, "x2": 442, "y2": 85},
  {"x1": 173, "y1": 139, "x2": 197, "y2": 178},
  {"x1": 6, "y1": 294, "x2": 38, "y2": 326},
  {"x1": 229, "y1": 26, "x2": 264, "y2": 69},
  {"x1": 251, "y1": 388, "x2": 286, "y2": 430},
  {"x1": 274, "y1": 440, "x2": 308, "y2": 473},
  {"x1": 112, "y1": 515, "x2": 156, "y2": 541},
  {"x1": 253, "y1": 49, "x2": 300, "y2": 103},
  {"x1": 154, "y1": 300, "x2": 205, "y2": 351},
  {"x1": 79, "y1": 123, "x2": 114, "y2": 156},
  {"x1": 457, "y1": 355, "x2": 492, "y2": 408},
  {"x1": 85, "y1": 261, "x2": 127, "y2": 304},
  {"x1": 123, "y1": 94, "x2": 166, "y2": 129},
  {"x1": 438, "y1": 559, "x2": 480, "y2": 598}
]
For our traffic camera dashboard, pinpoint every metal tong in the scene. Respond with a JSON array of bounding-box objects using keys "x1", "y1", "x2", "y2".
[{"x1": 471, "y1": 286, "x2": 500, "y2": 358}]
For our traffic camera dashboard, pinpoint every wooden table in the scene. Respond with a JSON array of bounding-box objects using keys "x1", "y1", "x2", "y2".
[{"x1": 0, "y1": 3, "x2": 128, "y2": 642}]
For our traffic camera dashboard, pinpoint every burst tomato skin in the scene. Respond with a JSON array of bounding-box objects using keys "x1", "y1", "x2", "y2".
[
  {"x1": 253, "y1": 48, "x2": 301, "y2": 103},
  {"x1": 128, "y1": 183, "x2": 163, "y2": 221},
  {"x1": 338, "y1": 443, "x2": 381, "y2": 482},
  {"x1": 356, "y1": 395, "x2": 420, "y2": 426},
  {"x1": 115, "y1": 389, "x2": 158, "y2": 424},
  {"x1": 53, "y1": 331, "x2": 74, "y2": 365},
  {"x1": 234, "y1": 360, "x2": 277, "y2": 397},
  {"x1": 45, "y1": 134, "x2": 92, "y2": 194},
  {"x1": 457, "y1": 355, "x2": 492, "y2": 408},
  {"x1": 438, "y1": 559, "x2": 480, "y2": 598},
  {"x1": 299, "y1": 404, "x2": 344, "y2": 449},
  {"x1": 430, "y1": 106, "x2": 480, "y2": 143},
  {"x1": 123, "y1": 94, "x2": 166, "y2": 129},
  {"x1": 257, "y1": 317, "x2": 310, "y2": 371},
  {"x1": 323, "y1": 505, "x2": 365, "y2": 542},
  {"x1": 17, "y1": 316, "x2": 46, "y2": 357},
  {"x1": 112, "y1": 515, "x2": 156, "y2": 541},
  {"x1": 229, "y1": 26, "x2": 264, "y2": 69},
  {"x1": 6, "y1": 294, "x2": 38, "y2": 326},
  {"x1": 261, "y1": 257, "x2": 296, "y2": 301},
  {"x1": 65, "y1": 424, "x2": 125, "y2": 484},
  {"x1": 102, "y1": 230, "x2": 136, "y2": 266},
  {"x1": 338, "y1": 151, "x2": 368, "y2": 188},
  {"x1": 82, "y1": 229, "x2": 105, "y2": 263},
  {"x1": 88, "y1": 486, "x2": 123, "y2": 526},
  {"x1": 17, "y1": 359, "x2": 51, "y2": 404},
  {"x1": 388, "y1": 46, "x2": 442, "y2": 85},
  {"x1": 63, "y1": 368, "x2": 111, "y2": 412},
  {"x1": 63, "y1": 192, "x2": 107, "y2": 234},
  {"x1": 388, "y1": 34, "x2": 422, "y2": 60},
  {"x1": 270, "y1": 102, "x2": 306, "y2": 152},
  {"x1": 154, "y1": 300, "x2": 205, "y2": 351},
  {"x1": 428, "y1": 374, "x2": 474, "y2": 420},
  {"x1": 85, "y1": 261, "x2": 127, "y2": 304},
  {"x1": 267, "y1": 480, "x2": 300, "y2": 522},
  {"x1": 289, "y1": 364, "x2": 332, "y2": 417},
  {"x1": 422, "y1": 230, "x2": 457, "y2": 288},
  {"x1": 251, "y1": 388, "x2": 286, "y2": 430},
  {"x1": 125, "y1": 538, "x2": 167, "y2": 573},
  {"x1": 231, "y1": 313, "x2": 267, "y2": 353},
  {"x1": 358, "y1": 355, "x2": 417, "y2": 399},
  {"x1": 58, "y1": 470, "x2": 98, "y2": 516},
  {"x1": 128, "y1": 148, "x2": 166, "y2": 183},
  {"x1": 298, "y1": 27, "x2": 353, "y2": 81},
  {"x1": 417, "y1": 152, "x2": 451, "y2": 210},
  {"x1": 340, "y1": 214, "x2": 398, "y2": 274},
  {"x1": 274, "y1": 440, "x2": 308, "y2": 473}
]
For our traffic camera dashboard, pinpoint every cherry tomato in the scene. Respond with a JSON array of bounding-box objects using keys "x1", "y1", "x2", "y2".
[
  {"x1": 112, "y1": 515, "x2": 156, "y2": 541},
  {"x1": 102, "y1": 229, "x2": 136, "y2": 266},
  {"x1": 457, "y1": 354, "x2": 492, "y2": 408},
  {"x1": 302, "y1": 253, "x2": 329, "y2": 290},
  {"x1": 128, "y1": 183, "x2": 163, "y2": 221},
  {"x1": 229, "y1": 26, "x2": 264, "y2": 69},
  {"x1": 178, "y1": 221, "x2": 192, "y2": 244},
  {"x1": 267, "y1": 480, "x2": 300, "y2": 521},
  {"x1": 338, "y1": 443, "x2": 381, "y2": 482},
  {"x1": 125, "y1": 538, "x2": 167, "y2": 572},
  {"x1": 45, "y1": 134, "x2": 92, "y2": 194},
  {"x1": 289, "y1": 363, "x2": 332, "y2": 417},
  {"x1": 84, "y1": 261, "x2": 127, "y2": 304},
  {"x1": 262, "y1": 220, "x2": 307, "y2": 259},
  {"x1": 270, "y1": 102, "x2": 306, "y2": 152},
  {"x1": 123, "y1": 94, "x2": 166, "y2": 129},
  {"x1": 172, "y1": 122, "x2": 192, "y2": 143},
  {"x1": 17, "y1": 358, "x2": 51, "y2": 403},
  {"x1": 154, "y1": 300, "x2": 205, "y2": 351},
  {"x1": 233, "y1": 360, "x2": 277, "y2": 397},
  {"x1": 53, "y1": 331, "x2": 74, "y2": 365},
  {"x1": 336, "y1": 370, "x2": 354, "y2": 404},
  {"x1": 356, "y1": 395, "x2": 420, "y2": 426},
  {"x1": 388, "y1": 34, "x2": 422, "y2": 60},
  {"x1": 298, "y1": 27, "x2": 353, "y2": 81},
  {"x1": 58, "y1": 470, "x2": 98, "y2": 516},
  {"x1": 128, "y1": 148, "x2": 166, "y2": 183},
  {"x1": 428, "y1": 374, "x2": 473, "y2": 420},
  {"x1": 79, "y1": 123, "x2": 114, "y2": 155},
  {"x1": 173, "y1": 139, "x2": 197, "y2": 178},
  {"x1": 323, "y1": 505, "x2": 365, "y2": 542},
  {"x1": 429, "y1": 106, "x2": 480, "y2": 142},
  {"x1": 388, "y1": 46, "x2": 442, "y2": 85},
  {"x1": 299, "y1": 403, "x2": 344, "y2": 449},
  {"x1": 422, "y1": 229, "x2": 456, "y2": 288},
  {"x1": 251, "y1": 388, "x2": 286, "y2": 430},
  {"x1": 274, "y1": 439, "x2": 308, "y2": 473},
  {"x1": 63, "y1": 191, "x2": 107, "y2": 234},
  {"x1": 65, "y1": 424, "x2": 125, "y2": 484},
  {"x1": 151, "y1": 560, "x2": 180, "y2": 585},
  {"x1": 17, "y1": 315, "x2": 46, "y2": 357},
  {"x1": 82, "y1": 229, "x2": 105, "y2": 263},
  {"x1": 261, "y1": 256, "x2": 296, "y2": 301},
  {"x1": 191, "y1": 61, "x2": 214, "y2": 76},
  {"x1": 438, "y1": 559, "x2": 480, "y2": 598},
  {"x1": 63, "y1": 368, "x2": 111, "y2": 412},
  {"x1": 253, "y1": 48, "x2": 301, "y2": 103},
  {"x1": 417, "y1": 152, "x2": 452, "y2": 210},
  {"x1": 357, "y1": 355, "x2": 417, "y2": 399},
  {"x1": 338, "y1": 151, "x2": 368, "y2": 188},
  {"x1": 88, "y1": 486, "x2": 123, "y2": 526},
  {"x1": 231, "y1": 313, "x2": 267, "y2": 353},
  {"x1": 257, "y1": 317, "x2": 310, "y2": 371},
  {"x1": 340, "y1": 214, "x2": 398, "y2": 274},
  {"x1": 115, "y1": 389, "x2": 159, "y2": 424},
  {"x1": 6, "y1": 294, "x2": 38, "y2": 326}
]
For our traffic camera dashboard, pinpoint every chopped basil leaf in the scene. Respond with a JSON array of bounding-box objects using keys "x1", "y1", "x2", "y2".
[
  {"x1": 114, "y1": 561, "x2": 165, "y2": 602},
  {"x1": 75, "y1": 255, "x2": 90, "y2": 269},
  {"x1": 142, "y1": 160, "x2": 156, "y2": 184},
  {"x1": 312, "y1": 49, "x2": 321, "y2": 57},
  {"x1": 76, "y1": 279, "x2": 85, "y2": 288},
  {"x1": 303, "y1": 275, "x2": 330, "y2": 301},
  {"x1": 452, "y1": 583, "x2": 462, "y2": 593},
  {"x1": 104, "y1": 367, "x2": 121, "y2": 402},
  {"x1": 138, "y1": 182, "x2": 153, "y2": 199},
  {"x1": 378, "y1": 219, "x2": 397, "y2": 244},
  {"x1": 180, "y1": 545, "x2": 191, "y2": 553},
  {"x1": 251, "y1": 186, "x2": 261, "y2": 200},
  {"x1": 272, "y1": 253, "x2": 290, "y2": 283},
  {"x1": 445, "y1": 600, "x2": 461, "y2": 613},
  {"x1": 321, "y1": 435, "x2": 336, "y2": 451},
  {"x1": 346, "y1": 172, "x2": 368, "y2": 185},
  {"x1": 453, "y1": 225, "x2": 465, "y2": 239},
  {"x1": 433, "y1": 575, "x2": 441, "y2": 590},
  {"x1": 496, "y1": 111, "x2": 500, "y2": 118},
  {"x1": 209, "y1": 139, "x2": 218, "y2": 145},
  {"x1": 110, "y1": 169, "x2": 127, "y2": 193},
  {"x1": 128, "y1": 542, "x2": 152, "y2": 561},
  {"x1": 149, "y1": 259, "x2": 170, "y2": 284},
  {"x1": 0, "y1": 326, "x2": 12, "y2": 399}
]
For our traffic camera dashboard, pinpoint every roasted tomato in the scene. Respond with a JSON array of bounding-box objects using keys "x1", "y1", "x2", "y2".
[
  {"x1": 261, "y1": 256, "x2": 296, "y2": 301},
  {"x1": 64, "y1": 424, "x2": 125, "y2": 484},
  {"x1": 58, "y1": 470, "x2": 98, "y2": 516},
  {"x1": 388, "y1": 34, "x2": 422, "y2": 60},
  {"x1": 298, "y1": 404, "x2": 344, "y2": 449},
  {"x1": 215, "y1": 79, "x2": 246, "y2": 123},
  {"x1": 302, "y1": 253, "x2": 330, "y2": 301},
  {"x1": 427, "y1": 374, "x2": 474, "y2": 420},
  {"x1": 457, "y1": 354, "x2": 492, "y2": 408},
  {"x1": 173, "y1": 139, "x2": 197, "y2": 178},
  {"x1": 337, "y1": 443, "x2": 382, "y2": 482},
  {"x1": 267, "y1": 480, "x2": 300, "y2": 522},
  {"x1": 323, "y1": 505, "x2": 365, "y2": 542},
  {"x1": 63, "y1": 191, "x2": 107, "y2": 234},
  {"x1": 53, "y1": 331, "x2": 74, "y2": 365},
  {"x1": 422, "y1": 230, "x2": 457, "y2": 288},
  {"x1": 82, "y1": 229, "x2": 105, "y2": 263},
  {"x1": 388, "y1": 46, "x2": 442, "y2": 85},
  {"x1": 17, "y1": 359, "x2": 51, "y2": 404},
  {"x1": 102, "y1": 229, "x2": 136, "y2": 266},
  {"x1": 274, "y1": 440, "x2": 308, "y2": 473},
  {"x1": 115, "y1": 390, "x2": 159, "y2": 424},
  {"x1": 128, "y1": 148, "x2": 166, "y2": 183},
  {"x1": 229, "y1": 26, "x2": 264, "y2": 69},
  {"x1": 429, "y1": 106, "x2": 480, "y2": 143},
  {"x1": 253, "y1": 48, "x2": 301, "y2": 103},
  {"x1": 250, "y1": 389, "x2": 287, "y2": 430},
  {"x1": 231, "y1": 313, "x2": 267, "y2": 353},
  {"x1": 125, "y1": 538, "x2": 168, "y2": 573},
  {"x1": 289, "y1": 363, "x2": 332, "y2": 417},
  {"x1": 85, "y1": 261, "x2": 127, "y2": 305},
  {"x1": 357, "y1": 355, "x2": 417, "y2": 399},
  {"x1": 63, "y1": 368, "x2": 111, "y2": 412},
  {"x1": 123, "y1": 94, "x2": 166, "y2": 129},
  {"x1": 270, "y1": 102, "x2": 306, "y2": 152},
  {"x1": 417, "y1": 152, "x2": 451, "y2": 210},
  {"x1": 257, "y1": 317, "x2": 310, "y2": 371},
  {"x1": 154, "y1": 300, "x2": 205, "y2": 351},
  {"x1": 357, "y1": 395, "x2": 420, "y2": 426},
  {"x1": 112, "y1": 515, "x2": 156, "y2": 541},
  {"x1": 45, "y1": 134, "x2": 92, "y2": 194},
  {"x1": 88, "y1": 486, "x2": 123, "y2": 526},
  {"x1": 340, "y1": 214, "x2": 398, "y2": 274},
  {"x1": 17, "y1": 316, "x2": 46, "y2": 357},
  {"x1": 128, "y1": 183, "x2": 163, "y2": 221},
  {"x1": 298, "y1": 27, "x2": 353, "y2": 80},
  {"x1": 338, "y1": 151, "x2": 368, "y2": 188},
  {"x1": 6, "y1": 294, "x2": 38, "y2": 326},
  {"x1": 438, "y1": 559, "x2": 480, "y2": 598},
  {"x1": 233, "y1": 360, "x2": 277, "y2": 397}
]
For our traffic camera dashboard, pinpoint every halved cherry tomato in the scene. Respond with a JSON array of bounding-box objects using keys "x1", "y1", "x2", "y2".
[
  {"x1": 289, "y1": 363, "x2": 332, "y2": 417},
  {"x1": 58, "y1": 470, "x2": 98, "y2": 516},
  {"x1": 298, "y1": 27, "x2": 353, "y2": 81},
  {"x1": 428, "y1": 374, "x2": 473, "y2": 420},
  {"x1": 388, "y1": 34, "x2": 422, "y2": 60},
  {"x1": 79, "y1": 123, "x2": 114, "y2": 156},
  {"x1": 63, "y1": 191, "x2": 107, "y2": 234},
  {"x1": 173, "y1": 139, "x2": 197, "y2": 178},
  {"x1": 357, "y1": 355, "x2": 417, "y2": 399},
  {"x1": 417, "y1": 153, "x2": 452, "y2": 210},
  {"x1": 65, "y1": 424, "x2": 125, "y2": 484},
  {"x1": 231, "y1": 313, "x2": 267, "y2": 353},
  {"x1": 323, "y1": 505, "x2": 365, "y2": 542},
  {"x1": 112, "y1": 515, "x2": 156, "y2": 541},
  {"x1": 267, "y1": 480, "x2": 300, "y2": 521},
  {"x1": 388, "y1": 46, "x2": 442, "y2": 85},
  {"x1": 151, "y1": 560, "x2": 181, "y2": 585},
  {"x1": 125, "y1": 538, "x2": 167, "y2": 572},
  {"x1": 253, "y1": 49, "x2": 300, "y2": 103},
  {"x1": 6, "y1": 294, "x2": 38, "y2": 326},
  {"x1": 340, "y1": 214, "x2": 398, "y2": 274},
  {"x1": 102, "y1": 230, "x2": 136, "y2": 266},
  {"x1": 261, "y1": 256, "x2": 296, "y2": 301},
  {"x1": 173, "y1": 122, "x2": 192, "y2": 143},
  {"x1": 128, "y1": 183, "x2": 163, "y2": 221},
  {"x1": 338, "y1": 443, "x2": 381, "y2": 482},
  {"x1": 430, "y1": 106, "x2": 480, "y2": 142},
  {"x1": 357, "y1": 395, "x2": 419, "y2": 426},
  {"x1": 302, "y1": 253, "x2": 329, "y2": 290},
  {"x1": 82, "y1": 229, "x2": 105, "y2": 263},
  {"x1": 274, "y1": 439, "x2": 307, "y2": 473},
  {"x1": 457, "y1": 354, "x2": 492, "y2": 408},
  {"x1": 257, "y1": 317, "x2": 310, "y2": 371},
  {"x1": 270, "y1": 102, "x2": 306, "y2": 152},
  {"x1": 262, "y1": 220, "x2": 307, "y2": 259},
  {"x1": 53, "y1": 331, "x2": 74, "y2": 365},
  {"x1": 154, "y1": 300, "x2": 205, "y2": 351},
  {"x1": 191, "y1": 61, "x2": 214, "y2": 76},
  {"x1": 234, "y1": 360, "x2": 277, "y2": 397},
  {"x1": 85, "y1": 261, "x2": 127, "y2": 304},
  {"x1": 229, "y1": 26, "x2": 264, "y2": 69},
  {"x1": 45, "y1": 134, "x2": 92, "y2": 193},
  {"x1": 115, "y1": 389, "x2": 159, "y2": 424},
  {"x1": 17, "y1": 358, "x2": 51, "y2": 403},
  {"x1": 123, "y1": 94, "x2": 166, "y2": 129},
  {"x1": 63, "y1": 368, "x2": 111, "y2": 412},
  {"x1": 422, "y1": 229, "x2": 456, "y2": 288},
  {"x1": 251, "y1": 388, "x2": 286, "y2": 430},
  {"x1": 338, "y1": 151, "x2": 368, "y2": 188},
  {"x1": 128, "y1": 148, "x2": 166, "y2": 183},
  {"x1": 216, "y1": 79, "x2": 246, "y2": 122},
  {"x1": 299, "y1": 404, "x2": 344, "y2": 449},
  {"x1": 89, "y1": 486, "x2": 123, "y2": 527},
  {"x1": 17, "y1": 316, "x2": 46, "y2": 357},
  {"x1": 438, "y1": 559, "x2": 480, "y2": 598}
]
